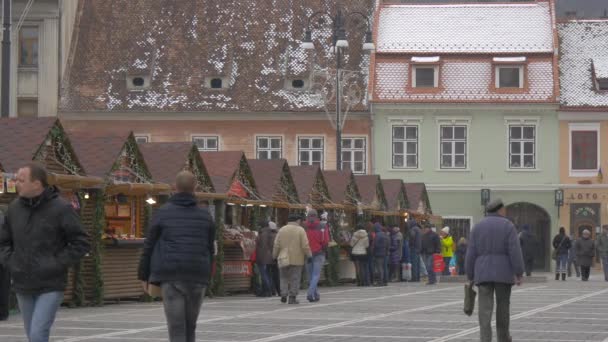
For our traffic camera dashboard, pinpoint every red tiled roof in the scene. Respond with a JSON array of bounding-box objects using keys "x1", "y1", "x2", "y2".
[
  {"x1": 248, "y1": 159, "x2": 288, "y2": 202},
  {"x1": 322, "y1": 170, "x2": 358, "y2": 204},
  {"x1": 138, "y1": 142, "x2": 193, "y2": 185},
  {"x1": 0, "y1": 118, "x2": 57, "y2": 173},
  {"x1": 68, "y1": 131, "x2": 130, "y2": 177},
  {"x1": 290, "y1": 165, "x2": 320, "y2": 203},
  {"x1": 382, "y1": 179, "x2": 404, "y2": 212},
  {"x1": 60, "y1": 0, "x2": 371, "y2": 113},
  {"x1": 200, "y1": 151, "x2": 245, "y2": 193}
]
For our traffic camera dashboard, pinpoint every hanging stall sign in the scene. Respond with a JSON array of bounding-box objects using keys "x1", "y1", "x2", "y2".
[
  {"x1": 227, "y1": 180, "x2": 248, "y2": 198},
  {"x1": 5, "y1": 174, "x2": 16, "y2": 193},
  {"x1": 222, "y1": 261, "x2": 253, "y2": 276},
  {"x1": 0, "y1": 173, "x2": 4, "y2": 194}
]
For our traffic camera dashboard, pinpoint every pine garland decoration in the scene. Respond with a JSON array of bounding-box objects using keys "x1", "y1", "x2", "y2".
[
  {"x1": 91, "y1": 189, "x2": 106, "y2": 305},
  {"x1": 210, "y1": 199, "x2": 225, "y2": 296}
]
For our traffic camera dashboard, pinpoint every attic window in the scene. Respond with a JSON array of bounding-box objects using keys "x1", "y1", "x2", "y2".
[
  {"x1": 592, "y1": 58, "x2": 608, "y2": 91},
  {"x1": 210, "y1": 78, "x2": 223, "y2": 89},
  {"x1": 292, "y1": 80, "x2": 305, "y2": 88},
  {"x1": 126, "y1": 75, "x2": 150, "y2": 90},
  {"x1": 598, "y1": 79, "x2": 608, "y2": 91},
  {"x1": 285, "y1": 78, "x2": 309, "y2": 91}
]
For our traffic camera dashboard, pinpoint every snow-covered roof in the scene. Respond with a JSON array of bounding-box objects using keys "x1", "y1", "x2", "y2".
[
  {"x1": 559, "y1": 20, "x2": 608, "y2": 108},
  {"x1": 377, "y1": 2, "x2": 554, "y2": 53}
]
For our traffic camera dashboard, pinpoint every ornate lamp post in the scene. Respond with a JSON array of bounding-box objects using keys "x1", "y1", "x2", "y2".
[{"x1": 301, "y1": 8, "x2": 374, "y2": 170}]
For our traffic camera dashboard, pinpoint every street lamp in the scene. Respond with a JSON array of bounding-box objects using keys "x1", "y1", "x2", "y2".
[{"x1": 301, "y1": 8, "x2": 374, "y2": 170}]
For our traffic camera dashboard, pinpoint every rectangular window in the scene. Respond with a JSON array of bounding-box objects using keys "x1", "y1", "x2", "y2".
[
  {"x1": 257, "y1": 136, "x2": 282, "y2": 160},
  {"x1": 440, "y1": 125, "x2": 467, "y2": 169},
  {"x1": 341, "y1": 137, "x2": 366, "y2": 174},
  {"x1": 571, "y1": 131, "x2": 598, "y2": 171},
  {"x1": 19, "y1": 27, "x2": 38, "y2": 67},
  {"x1": 392, "y1": 125, "x2": 418, "y2": 169},
  {"x1": 193, "y1": 136, "x2": 219, "y2": 152},
  {"x1": 597, "y1": 78, "x2": 608, "y2": 91},
  {"x1": 509, "y1": 125, "x2": 536, "y2": 169},
  {"x1": 134, "y1": 135, "x2": 150, "y2": 144},
  {"x1": 442, "y1": 217, "x2": 472, "y2": 242},
  {"x1": 496, "y1": 66, "x2": 524, "y2": 88},
  {"x1": 413, "y1": 66, "x2": 438, "y2": 88},
  {"x1": 298, "y1": 137, "x2": 324, "y2": 168}
]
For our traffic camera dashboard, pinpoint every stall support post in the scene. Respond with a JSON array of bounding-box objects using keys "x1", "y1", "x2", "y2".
[
  {"x1": 210, "y1": 199, "x2": 225, "y2": 296},
  {"x1": 91, "y1": 189, "x2": 106, "y2": 305}
]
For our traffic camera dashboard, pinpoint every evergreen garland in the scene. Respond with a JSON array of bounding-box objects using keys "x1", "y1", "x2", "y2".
[
  {"x1": 91, "y1": 190, "x2": 106, "y2": 305},
  {"x1": 324, "y1": 210, "x2": 340, "y2": 286},
  {"x1": 210, "y1": 199, "x2": 225, "y2": 296}
]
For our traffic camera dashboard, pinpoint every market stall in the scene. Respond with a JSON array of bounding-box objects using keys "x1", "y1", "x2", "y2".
[
  {"x1": 381, "y1": 179, "x2": 410, "y2": 229},
  {"x1": 404, "y1": 183, "x2": 434, "y2": 224},
  {"x1": 290, "y1": 165, "x2": 333, "y2": 209},
  {"x1": 199, "y1": 151, "x2": 259, "y2": 295},
  {"x1": 69, "y1": 131, "x2": 170, "y2": 302},
  {"x1": 0, "y1": 118, "x2": 103, "y2": 306}
]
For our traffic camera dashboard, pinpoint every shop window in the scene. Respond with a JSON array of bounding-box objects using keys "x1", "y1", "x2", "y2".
[{"x1": 19, "y1": 27, "x2": 38, "y2": 67}]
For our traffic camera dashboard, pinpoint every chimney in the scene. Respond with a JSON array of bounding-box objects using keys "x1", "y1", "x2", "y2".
[{"x1": 565, "y1": 10, "x2": 577, "y2": 20}]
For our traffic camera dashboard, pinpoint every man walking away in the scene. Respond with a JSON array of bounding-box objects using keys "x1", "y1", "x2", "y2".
[
  {"x1": 552, "y1": 227, "x2": 571, "y2": 281},
  {"x1": 455, "y1": 238, "x2": 468, "y2": 276},
  {"x1": 256, "y1": 220, "x2": 278, "y2": 297},
  {"x1": 273, "y1": 214, "x2": 311, "y2": 304},
  {"x1": 408, "y1": 218, "x2": 422, "y2": 282},
  {"x1": 138, "y1": 171, "x2": 215, "y2": 342},
  {"x1": 389, "y1": 226, "x2": 403, "y2": 282},
  {"x1": 596, "y1": 225, "x2": 608, "y2": 282},
  {"x1": 466, "y1": 199, "x2": 523, "y2": 342},
  {"x1": 0, "y1": 208, "x2": 9, "y2": 321},
  {"x1": 372, "y1": 223, "x2": 389, "y2": 286},
  {"x1": 568, "y1": 233, "x2": 580, "y2": 278},
  {"x1": 421, "y1": 223, "x2": 441, "y2": 285},
  {"x1": 0, "y1": 162, "x2": 90, "y2": 342},
  {"x1": 519, "y1": 224, "x2": 537, "y2": 277},
  {"x1": 304, "y1": 209, "x2": 329, "y2": 302},
  {"x1": 576, "y1": 229, "x2": 595, "y2": 282}
]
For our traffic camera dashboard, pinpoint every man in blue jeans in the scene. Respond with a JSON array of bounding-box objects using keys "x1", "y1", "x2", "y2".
[
  {"x1": 0, "y1": 163, "x2": 90, "y2": 342},
  {"x1": 596, "y1": 225, "x2": 608, "y2": 281},
  {"x1": 420, "y1": 224, "x2": 441, "y2": 285},
  {"x1": 304, "y1": 210, "x2": 329, "y2": 302},
  {"x1": 408, "y1": 219, "x2": 422, "y2": 282}
]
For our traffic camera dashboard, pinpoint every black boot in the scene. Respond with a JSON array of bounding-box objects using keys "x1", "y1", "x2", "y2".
[
  {"x1": 562, "y1": 273, "x2": 566, "y2": 281},
  {"x1": 280, "y1": 296, "x2": 287, "y2": 303},
  {"x1": 288, "y1": 296, "x2": 299, "y2": 305},
  {"x1": 555, "y1": 273, "x2": 560, "y2": 280}
]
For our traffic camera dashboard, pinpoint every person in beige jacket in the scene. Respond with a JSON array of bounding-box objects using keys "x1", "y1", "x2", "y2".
[{"x1": 272, "y1": 214, "x2": 312, "y2": 304}]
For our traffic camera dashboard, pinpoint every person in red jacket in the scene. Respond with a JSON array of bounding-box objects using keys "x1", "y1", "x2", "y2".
[{"x1": 304, "y1": 209, "x2": 330, "y2": 302}]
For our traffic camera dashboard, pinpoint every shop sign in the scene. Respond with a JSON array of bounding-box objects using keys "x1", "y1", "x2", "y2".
[
  {"x1": 567, "y1": 192, "x2": 602, "y2": 201},
  {"x1": 223, "y1": 261, "x2": 252, "y2": 276}
]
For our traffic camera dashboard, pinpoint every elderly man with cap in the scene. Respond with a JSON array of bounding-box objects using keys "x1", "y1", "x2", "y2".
[
  {"x1": 575, "y1": 229, "x2": 595, "y2": 282},
  {"x1": 273, "y1": 213, "x2": 312, "y2": 304},
  {"x1": 304, "y1": 209, "x2": 330, "y2": 302},
  {"x1": 465, "y1": 199, "x2": 524, "y2": 342}
]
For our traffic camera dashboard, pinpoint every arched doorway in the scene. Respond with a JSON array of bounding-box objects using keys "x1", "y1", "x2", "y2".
[{"x1": 506, "y1": 202, "x2": 551, "y2": 271}]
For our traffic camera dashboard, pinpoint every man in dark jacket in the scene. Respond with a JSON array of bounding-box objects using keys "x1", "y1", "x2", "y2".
[
  {"x1": 0, "y1": 209, "x2": 9, "y2": 321},
  {"x1": 519, "y1": 224, "x2": 538, "y2": 277},
  {"x1": 372, "y1": 223, "x2": 389, "y2": 286},
  {"x1": 421, "y1": 223, "x2": 441, "y2": 285},
  {"x1": 466, "y1": 199, "x2": 524, "y2": 342},
  {"x1": 0, "y1": 162, "x2": 90, "y2": 342},
  {"x1": 138, "y1": 171, "x2": 215, "y2": 342},
  {"x1": 304, "y1": 209, "x2": 330, "y2": 302},
  {"x1": 256, "y1": 220, "x2": 278, "y2": 297},
  {"x1": 552, "y1": 227, "x2": 572, "y2": 281},
  {"x1": 408, "y1": 219, "x2": 422, "y2": 282}
]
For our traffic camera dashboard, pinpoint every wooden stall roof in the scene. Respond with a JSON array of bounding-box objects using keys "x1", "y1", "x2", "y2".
[
  {"x1": 139, "y1": 142, "x2": 214, "y2": 193},
  {"x1": 68, "y1": 131, "x2": 131, "y2": 178},
  {"x1": 405, "y1": 183, "x2": 432, "y2": 215},
  {"x1": 354, "y1": 175, "x2": 388, "y2": 211},
  {"x1": 0, "y1": 118, "x2": 84, "y2": 176},
  {"x1": 321, "y1": 170, "x2": 360, "y2": 206},
  {"x1": 248, "y1": 159, "x2": 299, "y2": 204},
  {"x1": 200, "y1": 151, "x2": 257, "y2": 197},
  {"x1": 382, "y1": 179, "x2": 409, "y2": 212},
  {"x1": 289, "y1": 165, "x2": 331, "y2": 206}
]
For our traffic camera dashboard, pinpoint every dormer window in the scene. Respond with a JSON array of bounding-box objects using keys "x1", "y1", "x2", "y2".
[
  {"x1": 592, "y1": 58, "x2": 608, "y2": 92},
  {"x1": 411, "y1": 56, "x2": 440, "y2": 89},
  {"x1": 205, "y1": 76, "x2": 228, "y2": 90},
  {"x1": 126, "y1": 75, "x2": 150, "y2": 90},
  {"x1": 493, "y1": 57, "x2": 526, "y2": 90},
  {"x1": 285, "y1": 78, "x2": 309, "y2": 91}
]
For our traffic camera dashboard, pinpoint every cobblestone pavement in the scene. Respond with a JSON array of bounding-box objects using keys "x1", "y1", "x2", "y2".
[{"x1": 2, "y1": 273, "x2": 608, "y2": 342}]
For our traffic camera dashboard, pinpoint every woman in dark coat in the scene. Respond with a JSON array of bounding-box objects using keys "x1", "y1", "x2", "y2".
[
  {"x1": 455, "y1": 237, "x2": 467, "y2": 276},
  {"x1": 576, "y1": 230, "x2": 596, "y2": 281},
  {"x1": 552, "y1": 227, "x2": 571, "y2": 281}
]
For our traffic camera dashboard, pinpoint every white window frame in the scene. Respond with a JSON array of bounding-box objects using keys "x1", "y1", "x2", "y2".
[
  {"x1": 412, "y1": 65, "x2": 439, "y2": 88},
  {"x1": 436, "y1": 117, "x2": 471, "y2": 172},
  {"x1": 297, "y1": 136, "x2": 325, "y2": 169},
  {"x1": 134, "y1": 134, "x2": 151, "y2": 143},
  {"x1": 256, "y1": 136, "x2": 283, "y2": 160},
  {"x1": 569, "y1": 123, "x2": 600, "y2": 177},
  {"x1": 504, "y1": 117, "x2": 540, "y2": 171},
  {"x1": 391, "y1": 124, "x2": 419, "y2": 170},
  {"x1": 495, "y1": 65, "x2": 524, "y2": 89},
  {"x1": 192, "y1": 135, "x2": 220, "y2": 152},
  {"x1": 442, "y1": 216, "x2": 473, "y2": 231},
  {"x1": 18, "y1": 25, "x2": 40, "y2": 69},
  {"x1": 341, "y1": 136, "x2": 367, "y2": 174}
]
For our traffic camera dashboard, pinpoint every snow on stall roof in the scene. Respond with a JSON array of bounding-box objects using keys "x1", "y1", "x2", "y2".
[
  {"x1": 559, "y1": 21, "x2": 608, "y2": 108},
  {"x1": 377, "y1": 2, "x2": 554, "y2": 53}
]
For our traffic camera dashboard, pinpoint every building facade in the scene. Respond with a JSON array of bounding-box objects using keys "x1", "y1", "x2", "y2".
[
  {"x1": 59, "y1": 0, "x2": 374, "y2": 173},
  {"x1": 558, "y1": 19, "x2": 608, "y2": 241},
  {"x1": 371, "y1": 0, "x2": 560, "y2": 270}
]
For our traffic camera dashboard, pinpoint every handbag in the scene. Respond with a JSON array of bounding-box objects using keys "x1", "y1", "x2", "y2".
[
  {"x1": 433, "y1": 253, "x2": 445, "y2": 273},
  {"x1": 552, "y1": 236, "x2": 566, "y2": 260},
  {"x1": 146, "y1": 283, "x2": 162, "y2": 298},
  {"x1": 402, "y1": 263, "x2": 412, "y2": 281},
  {"x1": 463, "y1": 281, "x2": 476, "y2": 316}
]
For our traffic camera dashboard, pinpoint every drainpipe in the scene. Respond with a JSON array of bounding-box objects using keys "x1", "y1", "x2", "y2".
[
  {"x1": 369, "y1": 103, "x2": 375, "y2": 175},
  {"x1": 1, "y1": 0, "x2": 11, "y2": 117}
]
